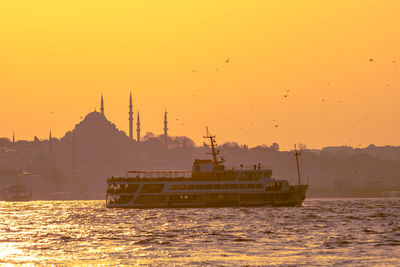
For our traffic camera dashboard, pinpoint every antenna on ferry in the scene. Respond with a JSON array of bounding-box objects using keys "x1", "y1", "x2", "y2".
[{"x1": 294, "y1": 144, "x2": 302, "y2": 185}]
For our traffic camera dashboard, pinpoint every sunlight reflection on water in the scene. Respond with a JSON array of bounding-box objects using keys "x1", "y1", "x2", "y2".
[{"x1": 0, "y1": 199, "x2": 400, "y2": 265}]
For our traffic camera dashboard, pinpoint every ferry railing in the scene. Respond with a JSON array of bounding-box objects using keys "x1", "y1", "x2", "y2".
[
  {"x1": 223, "y1": 164, "x2": 272, "y2": 171},
  {"x1": 125, "y1": 170, "x2": 192, "y2": 179}
]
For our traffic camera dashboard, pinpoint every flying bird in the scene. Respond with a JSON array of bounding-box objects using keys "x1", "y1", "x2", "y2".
[
  {"x1": 369, "y1": 58, "x2": 374, "y2": 62},
  {"x1": 274, "y1": 125, "x2": 279, "y2": 128},
  {"x1": 283, "y1": 94, "x2": 288, "y2": 98},
  {"x1": 225, "y1": 58, "x2": 230, "y2": 63}
]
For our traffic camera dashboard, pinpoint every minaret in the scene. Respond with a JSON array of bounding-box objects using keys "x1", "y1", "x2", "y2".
[
  {"x1": 163, "y1": 109, "x2": 168, "y2": 146},
  {"x1": 129, "y1": 92, "x2": 133, "y2": 139},
  {"x1": 12, "y1": 132, "x2": 15, "y2": 144},
  {"x1": 100, "y1": 94, "x2": 104, "y2": 115},
  {"x1": 136, "y1": 112, "x2": 141, "y2": 142},
  {"x1": 49, "y1": 130, "x2": 53, "y2": 156}
]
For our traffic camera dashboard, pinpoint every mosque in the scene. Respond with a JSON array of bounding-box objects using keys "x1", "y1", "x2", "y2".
[{"x1": 2, "y1": 93, "x2": 191, "y2": 199}]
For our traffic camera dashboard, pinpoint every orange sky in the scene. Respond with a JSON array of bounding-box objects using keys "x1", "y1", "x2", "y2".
[{"x1": 0, "y1": 1, "x2": 399, "y2": 150}]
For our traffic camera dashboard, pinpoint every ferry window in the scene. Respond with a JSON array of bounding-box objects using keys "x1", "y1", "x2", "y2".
[
  {"x1": 134, "y1": 195, "x2": 151, "y2": 204},
  {"x1": 177, "y1": 185, "x2": 186, "y2": 190},
  {"x1": 239, "y1": 172, "x2": 248, "y2": 180},
  {"x1": 196, "y1": 184, "x2": 204, "y2": 190},
  {"x1": 264, "y1": 171, "x2": 272, "y2": 178},
  {"x1": 240, "y1": 194, "x2": 249, "y2": 201},
  {"x1": 116, "y1": 195, "x2": 134, "y2": 204},
  {"x1": 239, "y1": 172, "x2": 261, "y2": 180},
  {"x1": 140, "y1": 184, "x2": 164, "y2": 193},
  {"x1": 126, "y1": 184, "x2": 139, "y2": 193},
  {"x1": 222, "y1": 184, "x2": 230, "y2": 189},
  {"x1": 256, "y1": 184, "x2": 263, "y2": 189},
  {"x1": 239, "y1": 184, "x2": 247, "y2": 189},
  {"x1": 248, "y1": 184, "x2": 255, "y2": 189},
  {"x1": 218, "y1": 172, "x2": 238, "y2": 181},
  {"x1": 228, "y1": 172, "x2": 238, "y2": 180},
  {"x1": 136, "y1": 195, "x2": 167, "y2": 203},
  {"x1": 205, "y1": 184, "x2": 212, "y2": 189},
  {"x1": 170, "y1": 185, "x2": 177, "y2": 190},
  {"x1": 231, "y1": 184, "x2": 238, "y2": 189},
  {"x1": 188, "y1": 184, "x2": 196, "y2": 190},
  {"x1": 213, "y1": 184, "x2": 221, "y2": 189}
]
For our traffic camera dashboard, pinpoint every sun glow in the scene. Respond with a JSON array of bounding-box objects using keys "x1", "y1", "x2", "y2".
[{"x1": 0, "y1": 1, "x2": 399, "y2": 149}]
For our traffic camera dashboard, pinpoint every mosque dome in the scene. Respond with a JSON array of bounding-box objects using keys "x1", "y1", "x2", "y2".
[
  {"x1": 60, "y1": 110, "x2": 130, "y2": 147},
  {"x1": 59, "y1": 94, "x2": 138, "y2": 146},
  {"x1": 83, "y1": 111, "x2": 105, "y2": 121}
]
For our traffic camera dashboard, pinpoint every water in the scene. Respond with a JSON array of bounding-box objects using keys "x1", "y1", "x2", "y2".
[{"x1": 0, "y1": 199, "x2": 399, "y2": 266}]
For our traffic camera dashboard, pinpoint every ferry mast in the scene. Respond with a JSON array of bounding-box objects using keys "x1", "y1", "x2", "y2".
[
  {"x1": 294, "y1": 144, "x2": 302, "y2": 185},
  {"x1": 203, "y1": 127, "x2": 224, "y2": 170}
]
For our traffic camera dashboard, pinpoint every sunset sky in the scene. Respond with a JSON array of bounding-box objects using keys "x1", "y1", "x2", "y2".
[{"x1": 1, "y1": 1, "x2": 399, "y2": 150}]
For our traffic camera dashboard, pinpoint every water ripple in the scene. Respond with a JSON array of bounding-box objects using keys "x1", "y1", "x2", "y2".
[{"x1": 0, "y1": 199, "x2": 400, "y2": 265}]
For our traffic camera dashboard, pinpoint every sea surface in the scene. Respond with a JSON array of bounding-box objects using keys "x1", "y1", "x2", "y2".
[{"x1": 1, "y1": 198, "x2": 400, "y2": 266}]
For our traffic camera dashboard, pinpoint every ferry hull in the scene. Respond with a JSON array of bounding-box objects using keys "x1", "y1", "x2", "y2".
[
  {"x1": 106, "y1": 185, "x2": 308, "y2": 209},
  {"x1": 5, "y1": 197, "x2": 31, "y2": 202}
]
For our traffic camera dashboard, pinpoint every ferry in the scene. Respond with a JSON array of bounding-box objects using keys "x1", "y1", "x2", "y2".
[
  {"x1": 2, "y1": 176, "x2": 32, "y2": 202},
  {"x1": 106, "y1": 129, "x2": 308, "y2": 208}
]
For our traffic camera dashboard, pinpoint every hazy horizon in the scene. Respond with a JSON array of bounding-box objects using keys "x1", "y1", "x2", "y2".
[{"x1": 3, "y1": 109, "x2": 398, "y2": 152}]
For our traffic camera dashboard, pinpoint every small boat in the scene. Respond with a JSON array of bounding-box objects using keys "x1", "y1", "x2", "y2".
[
  {"x1": 3, "y1": 176, "x2": 32, "y2": 202},
  {"x1": 106, "y1": 128, "x2": 308, "y2": 208}
]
